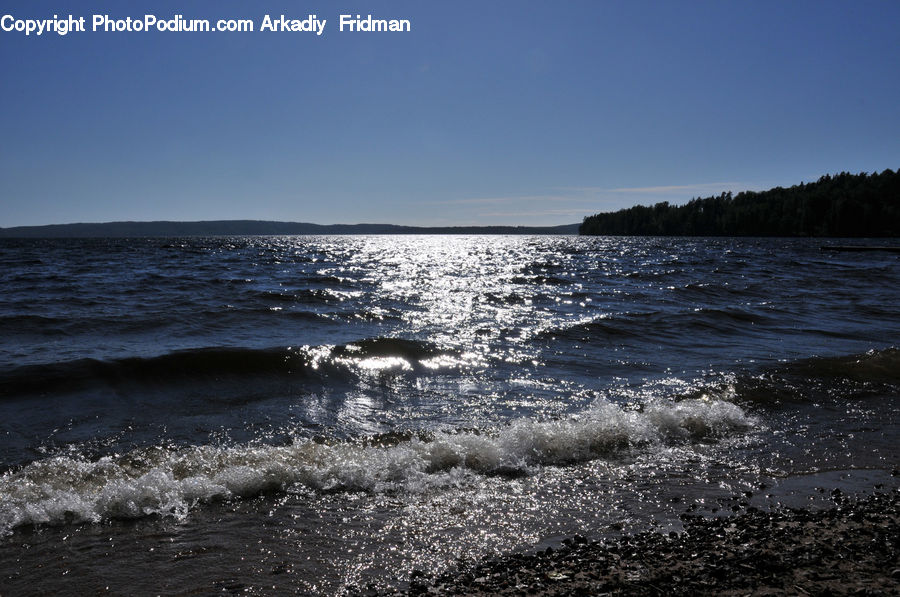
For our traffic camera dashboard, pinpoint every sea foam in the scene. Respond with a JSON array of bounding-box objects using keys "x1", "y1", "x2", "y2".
[{"x1": 0, "y1": 398, "x2": 753, "y2": 534}]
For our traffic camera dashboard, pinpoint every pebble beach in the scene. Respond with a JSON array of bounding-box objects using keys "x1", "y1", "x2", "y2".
[{"x1": 371, "y1": 488, "x2": 900, "y2": 596}]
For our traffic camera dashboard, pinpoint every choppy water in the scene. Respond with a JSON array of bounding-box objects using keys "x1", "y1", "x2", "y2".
[{"x1": 1, "y1": 235, "x2": 898, "y2": 595}]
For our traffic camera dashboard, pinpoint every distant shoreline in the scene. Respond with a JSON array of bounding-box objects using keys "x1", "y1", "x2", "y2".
[
  {"x1": 0, "y1": 220, "x2": 581, "y2": 238},
  {"x1": 4, "y1": 220, "x2": 900, "y2": 240}
]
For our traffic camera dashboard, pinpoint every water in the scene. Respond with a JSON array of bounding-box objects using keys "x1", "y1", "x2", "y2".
[{"x1": 0, "y1": 235, "x2": 898, "y2": 594}]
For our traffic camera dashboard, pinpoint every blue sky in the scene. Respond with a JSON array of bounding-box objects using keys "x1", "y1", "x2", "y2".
[{"x1": 1, "y1": 0, "x2": 899, "y2": 227}]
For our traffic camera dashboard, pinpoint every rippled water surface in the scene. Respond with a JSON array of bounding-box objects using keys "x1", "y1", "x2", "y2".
[{"x1": 1, "y1": 235, "x2": 898, "y2": 594}]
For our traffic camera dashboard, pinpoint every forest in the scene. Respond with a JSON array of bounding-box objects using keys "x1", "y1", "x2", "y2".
[{"x1": 580, "y1": 169, "x2": 900, "y2": 236}]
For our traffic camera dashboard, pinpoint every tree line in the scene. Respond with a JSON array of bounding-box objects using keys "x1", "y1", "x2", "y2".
[{"x1": 580, "y1": 169, "x2": 900, "y2": 236}]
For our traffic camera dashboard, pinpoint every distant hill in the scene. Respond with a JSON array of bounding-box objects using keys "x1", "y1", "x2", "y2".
[
  {"x1": 0, "y1": 220, "x2": 580, "y2": 238},
  {"x1": 580, "y1": 169, "x2": 900, "y2": 237}
]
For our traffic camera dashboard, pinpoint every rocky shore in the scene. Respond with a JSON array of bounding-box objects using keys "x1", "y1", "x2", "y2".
[{"x1": 362, "y1": 489, "x2": 900, "y2": 596}]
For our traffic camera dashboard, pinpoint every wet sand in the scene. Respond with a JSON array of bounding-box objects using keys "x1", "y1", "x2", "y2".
[{"x1": 363, "y1": 488, "x2": 899, "y2": 595}]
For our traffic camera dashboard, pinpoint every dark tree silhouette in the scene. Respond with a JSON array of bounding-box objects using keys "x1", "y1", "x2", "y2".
[{"x1": 580, "y1": 169, "x2": 900, "y2": 237}]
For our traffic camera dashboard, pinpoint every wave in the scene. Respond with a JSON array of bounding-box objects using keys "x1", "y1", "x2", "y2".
[
  {"x1": 0, "y1": 314, "x2": 73, "y2": 335},
  {"x1": 742, "y1": 348, "x2": 900, "y2": 404},
  {"x1": 0, "y1": 312, "x2": 191, "y2": 339},
  {"x1": 0, "y1": 338, "x2": 469, "y2": 399},
  {"x1": 510, "y1": 275, "x2": 572, "y2": 286},
  {"x1": 542, "y1": 308, "x2": 775, "y2": 343},
  {"x1": 252, "y1": 287, "x2": 358, "y2": 304},
  {"x1": 782, "y1": 348, "x2": 900, "y2": 385},
  {"x1": 688, "y1": 348, "x2": 900, "y2": 407},
  {"x1": 302, "y1": 274, "x2": 359, "y2": 288},
  {"x1": 0, "y1": 347, "x2": 307, "y2": 398},
  {"x1": 0, "y1": 397, "x2": 754, "y2": 534},
  {"x1": 331, "y1": 337, "x2": 444, "y2": 360}
]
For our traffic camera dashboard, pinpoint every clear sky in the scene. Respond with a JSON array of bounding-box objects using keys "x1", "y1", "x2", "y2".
[{"x1": 1, "y1": 0, "x2": 899, "y2": 227}]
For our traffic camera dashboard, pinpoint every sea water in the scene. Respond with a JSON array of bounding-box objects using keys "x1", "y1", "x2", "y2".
[{"x1": 0, "y1": 235, "x2": 898, "y2": 594}]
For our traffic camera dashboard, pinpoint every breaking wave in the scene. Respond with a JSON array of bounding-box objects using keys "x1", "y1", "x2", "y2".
[{"x1": 0, "y1": 397, "x2": 753, "y2": 534}]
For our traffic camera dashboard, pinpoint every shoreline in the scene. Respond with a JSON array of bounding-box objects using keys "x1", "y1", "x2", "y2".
[{"x1": 361, "y1": 488, "x2": 899, "y2": 595}]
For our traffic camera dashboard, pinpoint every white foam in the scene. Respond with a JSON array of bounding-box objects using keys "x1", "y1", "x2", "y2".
[{"x1": 0, "y1": 398, "x2": 754, "y2": 534}]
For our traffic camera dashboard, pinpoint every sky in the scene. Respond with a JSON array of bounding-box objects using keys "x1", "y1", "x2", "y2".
[{"x1": 1, "y1": 0, "x2": 899, "y2": 227}]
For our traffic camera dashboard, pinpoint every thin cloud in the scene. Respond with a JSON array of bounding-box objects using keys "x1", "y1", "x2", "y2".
[
  {"x1": 445, "y1": 182, "x2": 749, "y2": 208},
  {"x1": 428, "y1": 180, "x2": 760, "y2": 224},
  {"x1": 567, "y1": 182, "x2": 744, "y2": 195},
  {"x1": 479, "y1": 208, "x2": 592, "y2": 218},
  {"x1": 439, "y1": 194, "x2": 599, "y2": 206}
]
